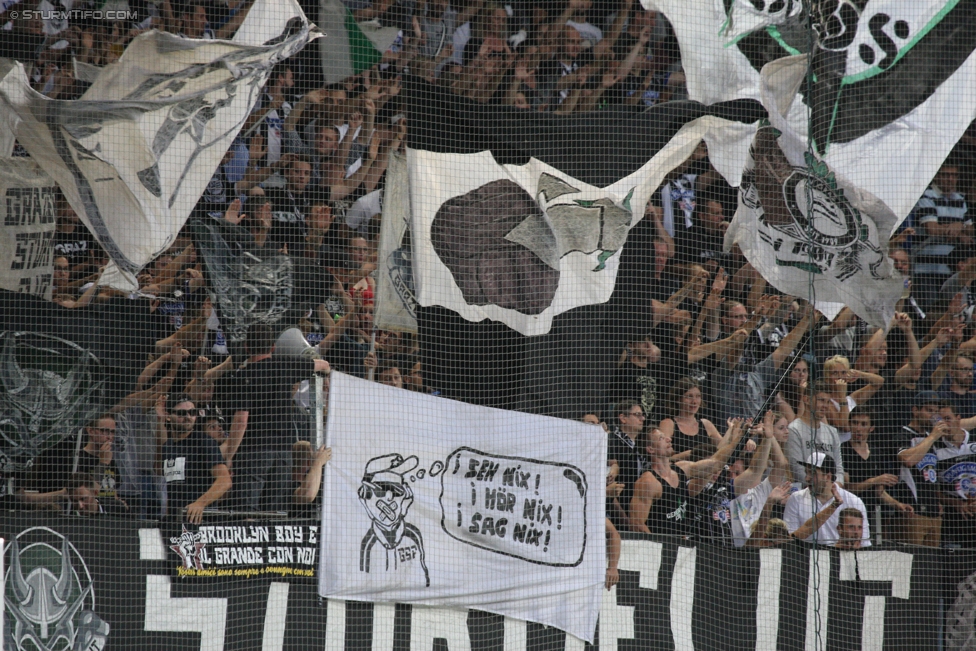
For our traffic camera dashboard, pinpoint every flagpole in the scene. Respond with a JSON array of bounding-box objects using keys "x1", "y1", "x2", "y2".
[{"x1": 367, "y1": 328, "x2": 377, "y2": 382}]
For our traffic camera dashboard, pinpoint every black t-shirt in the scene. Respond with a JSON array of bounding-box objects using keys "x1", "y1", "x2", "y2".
[
  {"x1": 670, "y1": 422, "x2": 709, "y2": 458},
  {"x1": 841, "y1": 442, "x2": 885, "y2": 510},
  {"x1": 221, "y1": 357, "x2": 316, "y2": 451},
  {"x1": 28, "y1": 435, "x2": 120, "y2": 496},
  {"x1": 607, "y1": 427, "x2": 642, "y2": 526},
  {"x1": 265, "y1": 187, "x2": 310, "y2": 252},
  {"x1": 161, "y1": 428, "x2": 224, "y2": 513},
  {"x1": 674, "y1": 223, "x2": 726, "y2": 266},
  {"x1": 606, "y1": 359, "x2": 664, "y2": 424},
  {"x1": 647, "y1": 269, "x2": 682, "y2": 305},
  {"x1": 327, "y1": 334, "x2": 370, "y2": 379},
  {"x1": 284, "y1": 256, "x2": 329, "y2": 326}
]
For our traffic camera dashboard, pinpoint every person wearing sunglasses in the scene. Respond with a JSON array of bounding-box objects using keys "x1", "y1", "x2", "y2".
[
  {"x1": 358, "y1": 453, "x2": 429, "y2": 587},
  {"x1": 155, "y1": 394, "x2": 231, "y2": 524}
]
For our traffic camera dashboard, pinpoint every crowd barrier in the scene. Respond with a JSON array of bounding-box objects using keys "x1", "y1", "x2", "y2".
[{"x1": 3, "y1": 513, "x2": 972, "y2": 650}]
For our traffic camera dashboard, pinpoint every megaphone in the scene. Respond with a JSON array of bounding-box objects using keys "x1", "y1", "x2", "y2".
[{"x1": 274, "y1": 327, "x2": 320, "y2": 360}]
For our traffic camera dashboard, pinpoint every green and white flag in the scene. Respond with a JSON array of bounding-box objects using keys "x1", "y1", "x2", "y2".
[
  {"x1": 319, "y1": 0, "x2": 400, "y2": 84},
  {"x1": 725, "y1": 126, "x2": 904, "y2": 328}
]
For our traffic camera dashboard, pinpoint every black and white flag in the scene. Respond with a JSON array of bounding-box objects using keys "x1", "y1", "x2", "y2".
[
  {"x1": 0, "y1": 0, "x2": 314, "y2": 290},
  {"x1": 725, "y1": 125, "x2": 904, "y2": 327},
  {"x1": 188, "y1": 216, "x2": 293, "y2": 354},
  {"x1": 798, "y1": 0, "x2": 976, "y2": 219},
  {"x1": 0, "y1": 159, "x2": 57, "y2": 300},
  {"x1": 319, "y1": 372, "x2": 607, "y2": 643},
  {"x1": 640, "y1": 0, "x2": 809, "y2": 179},
  {"x1": 641, "y1": 0, "x2": 807, "y2": 105},
  {"x1": 402, "y1": 77, "x2": 765, "y2": 336}
]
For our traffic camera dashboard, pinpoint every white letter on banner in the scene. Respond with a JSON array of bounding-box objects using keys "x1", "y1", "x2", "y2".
[
  {"x1": 325, "y1": 600, "x2": 346, "y2": 651},
  {"x1": 503, "y1": 617, "x2": 527, "y2": 651},
  {"x1": 805, "y1": 550, "x2": 831, "y2": 651},
  {"x1": 670, "y1": 546, "x2": 696, "y2": 651},
  {"x1": 598, "y1": 539, "x2": 663, "y2": 650},
  {"x1": 409, "y1": 605, "x2": 471, "y2": 651},
  {"x1": 145, "y1": 575, "x2": 227, "y2": 651},
  {"x1": 373, "y1": 603, "x2": 396, "y2": 651},
  {"x1": 261, "y1": 583, "x2": 289, "y2": 651},
  {"x1": 756, "y1": 549, "x2": 783, "y2": 651},
  {"x1": 839, "y1": 551, "x2": 913, "y2": 651}
]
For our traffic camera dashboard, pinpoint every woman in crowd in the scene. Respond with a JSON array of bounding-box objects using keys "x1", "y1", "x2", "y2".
[{"x1": 658, "y1": 378, "x2": 721, "y2": 460}]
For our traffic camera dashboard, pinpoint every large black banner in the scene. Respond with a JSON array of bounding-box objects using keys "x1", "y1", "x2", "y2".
[{"x1": 0, "y1": 514, "x2": 946, "y2": 651}]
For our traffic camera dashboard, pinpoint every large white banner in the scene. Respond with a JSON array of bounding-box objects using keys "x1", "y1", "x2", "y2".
[
  {"x1": 0, "y1": 0, "x2": 313, "y2": 290},
  {"x1": 408, "y1": 117, "x2": 736, "y2": 337},
  {"x1": 319, "y1": 373, "x2": 607, "y2": 642},
  {"x1": 0, "y1": 159, "x2": 57, "y2": 299}
]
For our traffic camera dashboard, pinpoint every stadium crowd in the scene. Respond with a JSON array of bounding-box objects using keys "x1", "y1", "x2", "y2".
[{"x1": 3, "y1": 0, "x2": 976, "y2": 577}]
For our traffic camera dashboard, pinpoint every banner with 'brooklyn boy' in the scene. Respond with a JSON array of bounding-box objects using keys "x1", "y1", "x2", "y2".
[{"x1": 165, "y1": 522, "x2": 319, "y2": 580}]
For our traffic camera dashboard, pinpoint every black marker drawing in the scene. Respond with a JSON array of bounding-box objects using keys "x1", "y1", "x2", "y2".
[{"x1": 358, "y1": 454, "x2": 430, "y2": 587}]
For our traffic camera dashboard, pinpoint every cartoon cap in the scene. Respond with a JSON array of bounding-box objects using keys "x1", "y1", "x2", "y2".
[{"x1": 363, "y1": 454, "x2": 419, "y2": 484}]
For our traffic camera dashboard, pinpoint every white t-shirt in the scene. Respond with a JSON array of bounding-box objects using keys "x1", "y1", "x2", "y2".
[
  {"x1": 729, "y1": 477, "x2": 773, "y2": 548},
  {"x1": 830, "y1": 395, "x2": 857, "y2": 443},
  {"x1": 783, "y1": 485, "x2": 871, "y2": 547}
]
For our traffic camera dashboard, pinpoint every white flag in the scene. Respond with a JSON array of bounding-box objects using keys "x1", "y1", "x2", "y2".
[
  {"x1": 319, "y1": 372, "x2": 606, "y2": 642},
  {"x1": 639, "y1": 0, "x2": 807, "y2": 184},
  {"x1": 763, "y1": 0, "x2": 976, "y2": 221},
  {"x1": 0, "y1": 0, "x2": 313, "y2": 290},
  {"x1": 407, "y1": 114, "x2": 752, "y2": 336},
  {"x1": 0, "y1": 159, "x2": 57, "y2": 299},
  {"x1": 374, "y1": 151, "x2": 418, "y2": 333},
  {"x1": 725, "y1": 126, "x2": 904, "y2": 327}
]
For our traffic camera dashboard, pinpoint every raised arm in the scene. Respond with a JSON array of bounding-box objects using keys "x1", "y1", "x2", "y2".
[
  {"x1": 605, "y1": 518, "x2": 622, "y2": 590},
  {"x1": 745, "y1": 480, "x2": 792, "y2": 548},
  {"x1": 734, "y1": 415, "x2": 775, "y2": 496},
  {"x1": 790, "y1": 483, "x2": 843, "y2": 541},
  {"x1": 680, "y1": 418, "x2": 748, "y2": 495},
  {"x1": 898, "y1": 423, "x2": 948, "y2": 468},
  {"x1": 771, "y1": 307, "x2": 818, "y2": 370},
  {"x1": 294, "y1": 445, "x2": 332, "y2": 504}
]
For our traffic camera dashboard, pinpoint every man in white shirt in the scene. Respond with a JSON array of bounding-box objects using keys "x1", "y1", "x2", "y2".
[{"x1": 784, "y1": 452, "x2": 870, "y2": 547}]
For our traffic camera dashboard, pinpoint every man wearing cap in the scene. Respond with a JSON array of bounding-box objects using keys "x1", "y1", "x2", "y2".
[
  {"x1": 783, "y1": 452, "x2": 870, "y2": 547},
  {"x1": 894, "y1": 391, "x2": 949, "y2": 546},
  {"x1": 358, "y1": 453, "x2": 430, "y2": 586},
  {"x1": 155, "y1": 394, "x2": 231, "y2": 524}
]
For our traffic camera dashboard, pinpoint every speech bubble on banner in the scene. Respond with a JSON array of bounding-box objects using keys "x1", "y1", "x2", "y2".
[{"x1": 439, "y1": 447, "x2": 588, "y2": 566}]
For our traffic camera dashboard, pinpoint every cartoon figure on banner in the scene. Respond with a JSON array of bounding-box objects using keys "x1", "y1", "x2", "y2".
[
  {"x1": 4, "y1": 528, "x2": 110, "y2": 651},
  {"x1": 170, "y1": 525, "x2": 207, "y2": 570},
  {"x1": 358, "y1": 453, "x2": 430, "y2": 586}
]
